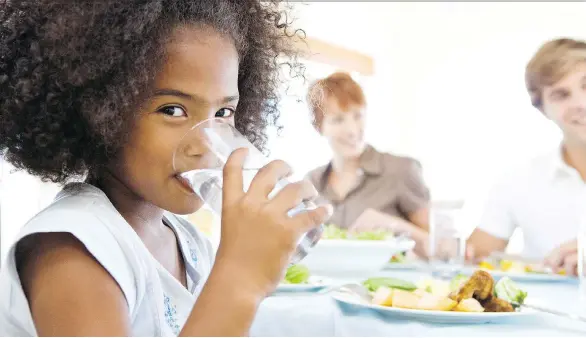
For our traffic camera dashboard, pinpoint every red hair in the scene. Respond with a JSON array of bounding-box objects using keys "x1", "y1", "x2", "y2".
[{"x1": 306, "y1": 72, "x2": 366, "y2": 131}]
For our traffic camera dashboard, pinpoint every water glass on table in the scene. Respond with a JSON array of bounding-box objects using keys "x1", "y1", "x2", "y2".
[
  {"x1": 428, "y1": 202, "x2": 466, "y2": 279},
  {"x1": 172, "y1": 118, "x2": 324, "y2": 264}
]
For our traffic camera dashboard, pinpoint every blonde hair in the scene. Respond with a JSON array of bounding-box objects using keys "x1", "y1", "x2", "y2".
[
  {"x1": 525, "y1": 38, "x2": 586, "y2": 110},
  {"x1": 306, "y1": 72, "x2": 366, "y2": 131}
]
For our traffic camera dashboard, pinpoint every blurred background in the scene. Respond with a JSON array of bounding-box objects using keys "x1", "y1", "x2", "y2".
[{"x1": 2, "y1": 2, "x2": 585, "y2": 260}]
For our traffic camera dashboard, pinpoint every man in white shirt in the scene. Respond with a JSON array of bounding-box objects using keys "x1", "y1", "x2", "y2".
[{"x1": 468, "y1": 38, "x2": 586, "y2": 275}]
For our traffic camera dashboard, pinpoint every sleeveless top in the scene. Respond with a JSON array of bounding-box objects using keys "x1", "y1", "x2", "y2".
[{"x1": 0, "y1": 183, "x2": 215, "y2": 336}]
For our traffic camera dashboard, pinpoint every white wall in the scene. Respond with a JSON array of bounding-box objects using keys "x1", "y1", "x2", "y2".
[
  {"x1": 1, "y1": 163, "x2": 61, "y2": 260},
  {"x1": 372, "y1": 2, "x2": 582, "y2": 199}
]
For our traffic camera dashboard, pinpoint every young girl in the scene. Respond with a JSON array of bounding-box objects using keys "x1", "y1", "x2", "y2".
[{"x1": 0, "y1": 1, "x2": 330, "y2": 336}]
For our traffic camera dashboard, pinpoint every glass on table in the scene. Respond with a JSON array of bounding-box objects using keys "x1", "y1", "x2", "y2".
[{"x1": 428, "y1": 201, "x2": 466, "y2": 279}]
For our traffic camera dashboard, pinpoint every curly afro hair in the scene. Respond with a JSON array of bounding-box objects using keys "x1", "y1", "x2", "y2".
[{"x1": 0, "y1": 0, "x2": 302, "y2": 183}]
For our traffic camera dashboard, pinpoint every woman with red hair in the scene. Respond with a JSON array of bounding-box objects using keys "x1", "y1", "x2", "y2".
[{"x1": 306, "y1": 72, "x2": 431, "y2": 256}]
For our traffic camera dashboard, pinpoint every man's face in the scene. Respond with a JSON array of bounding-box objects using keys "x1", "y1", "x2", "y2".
[{"x1": 542, "y1": 62, "x2": 586, "y2": 144}]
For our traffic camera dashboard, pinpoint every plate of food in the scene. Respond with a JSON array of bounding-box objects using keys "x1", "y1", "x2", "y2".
[
  {"x1": 332, "y1": 270, "x2": 535, "y2": 324},
  {"x1": 463, "y1": 257, "x2": 576, "y2": 282},
  {"x1": 302, "y1": 224, "x2": 416, "y2": 276},
  {"x1": 383, "y1": 252, "x2": 426, "y2": 270},
  {"x1": 275, "y1": 264, "x2": 328, "y2": 293}
]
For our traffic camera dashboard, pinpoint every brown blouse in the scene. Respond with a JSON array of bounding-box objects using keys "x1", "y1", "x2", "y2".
[{"x1": 306, "y1": 145, "x2": 430, "y2": 229}]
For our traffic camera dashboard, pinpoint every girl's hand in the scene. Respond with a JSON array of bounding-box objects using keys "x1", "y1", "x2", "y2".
[{"x1": 215, "y1": 148, "x2": 332, "y2": 296}]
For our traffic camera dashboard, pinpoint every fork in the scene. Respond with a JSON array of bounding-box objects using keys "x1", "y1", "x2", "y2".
[
  {"x1": 317, "y1": 283, "x2": 373, "y2": 302},
  {"x1": 514, "y1": 302, "x2": 586, "y2": 323},
  {"x1": 270, "y1": 283, "x2": 373, "y2": 302}
]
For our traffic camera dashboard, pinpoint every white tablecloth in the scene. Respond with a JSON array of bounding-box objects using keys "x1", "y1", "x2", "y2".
[{"x1": 251, "y1": 270, "x2": 586, "y2": 336}]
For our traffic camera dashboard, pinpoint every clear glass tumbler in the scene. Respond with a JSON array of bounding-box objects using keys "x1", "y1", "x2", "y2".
[{"x1": 172, "y1": 118, "x2": 323, "y2": 264}]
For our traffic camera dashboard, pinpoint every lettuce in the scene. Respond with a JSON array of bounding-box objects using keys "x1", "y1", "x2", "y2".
[
  {"x1": 494, "y1": 277, "x2": 528, "y2": 307},
  {"x1": 363, "y1": 277, "x2": 417, "y2": 292},
  {"x1": 322, "y1": 224, "x2": 391, "y2": 241},
  {"x1": 284, "y1": 264, "x2": 310, "y2": 284}
]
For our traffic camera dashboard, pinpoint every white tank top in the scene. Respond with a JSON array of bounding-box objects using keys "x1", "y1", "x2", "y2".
[{"x1": 0, "y1": 183, "x2": 215, "y2": 336}]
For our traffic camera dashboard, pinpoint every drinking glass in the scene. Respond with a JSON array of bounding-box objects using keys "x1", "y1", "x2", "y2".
[
  {"x1": 428, "y1": 201, "x2": 466, "y2": 279},
  {"x1": 172, "y1": 118, "x2": 323, "y2": 264}
]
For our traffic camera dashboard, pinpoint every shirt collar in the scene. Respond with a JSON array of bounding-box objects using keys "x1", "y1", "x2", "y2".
[
  {"x1": 316, "y1": 145, "x2": 383, "y2": 191},
  {"x1": 359, "y1": 145, "x2": 384, "y2": 176},
  {"x1": 549, "y1": 144, "x2": 581, "y2": 180}
]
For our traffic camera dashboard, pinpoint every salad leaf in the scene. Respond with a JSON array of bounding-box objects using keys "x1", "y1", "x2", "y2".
[
  {"x1": 363, "y1": 277, "x2": 417, "y2": 292},
  {"x1": 322, "y1": 224, "x2": 348, "y2": 239},
  {"x1": 494, "y1": 277, "x2": 528, "y2": 308},
  {"x1": 449, "y1": 274, "x2": 470, "y2": 292},
  {"x1": 284, "y1": 264, "x2": 310, "y2": 284},
  {"x1": 353, "y1": 229, "x2": 390, "y2": 241},
  {"x1": 322, "y1": 224, "x2": 392, "y2": 241}
]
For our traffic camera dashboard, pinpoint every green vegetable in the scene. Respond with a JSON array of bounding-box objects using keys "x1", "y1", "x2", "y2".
[
  {"x1": 363, "y1": 277, "x2": 417, "y2": 292},
  {"x1": 353, "y1": 229, "x2": 390, "y2": 241},
  {"x1": 389, "y1": 252, "x2": 406, "y2": 263},
  {"x1": 322, "y1": 224, "x2": 391, "y2": 241},
  {"x1": 449, "y1": 274, "x2": 470, "y2": 292},
  {"x1": 284, "y1": 264, "x2": 310, "y2": 284},
  {"x1": 494, "y1": 277, "x2": 528, "y2": 308},
  {"x1": 322, "y1": 224, "x2": 348, "y2": 239}
]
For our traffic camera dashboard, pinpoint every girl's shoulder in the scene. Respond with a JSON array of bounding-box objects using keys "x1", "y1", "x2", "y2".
[{"x1": 1, "y1": 183, "x2": 149, "y2": 327}]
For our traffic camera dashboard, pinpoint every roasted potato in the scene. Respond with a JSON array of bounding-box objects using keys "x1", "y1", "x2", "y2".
[
  {"x1": 416, "y1": 293, "x2": 457, "y2": 311},
  {"x1": 372, "y1": 286, "x2": 394, "y2": 306},
  {"x1": 454, "y1": 298, "x2": 485, "y2": 312},
  {"x1": 391, "y1": 289, "x2": 421, "y2": 309}
]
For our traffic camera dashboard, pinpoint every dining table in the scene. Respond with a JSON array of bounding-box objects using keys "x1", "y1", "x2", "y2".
[{"x1": 250, "y1": 268, "x2": 586, "y2": 337}]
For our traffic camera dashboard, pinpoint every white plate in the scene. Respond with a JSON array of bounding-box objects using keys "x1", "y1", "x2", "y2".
[
  {"x1": 275, "y1": 277, "x2": 329, "y2": 293},
  {"x1": 461, "y1": 267, "x2": 576, "y2": 283},
  {"x1": 276, "y1": 283, "x2": 326, "y2": 292},
  {"x1": 383, "y1": 262, "x2": 426, "y2": 270},
  {"x1": 332, "y1": 292, "x2": 535, "y2": 324}
]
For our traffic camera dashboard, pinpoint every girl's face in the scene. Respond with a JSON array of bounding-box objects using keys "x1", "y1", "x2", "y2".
[{"x1": 110, "y1": 25, "x2": 239, "y2": 215}]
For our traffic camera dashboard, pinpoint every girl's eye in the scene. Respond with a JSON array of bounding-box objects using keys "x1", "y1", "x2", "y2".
[
  {"x1": 158, "y1": 106, "x2": 186, "y2": 117},
  {"x1": 215, "y1": 108, "x2": 235, "y2": 118}
]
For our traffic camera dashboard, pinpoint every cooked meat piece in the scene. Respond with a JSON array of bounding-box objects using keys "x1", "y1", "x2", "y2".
[
  {"x1": 481, "y1": 297, "x2": 515, "y2": 313},
  {"x1": 449, "y1": 270, "x2": 495, "y2": 303}
]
